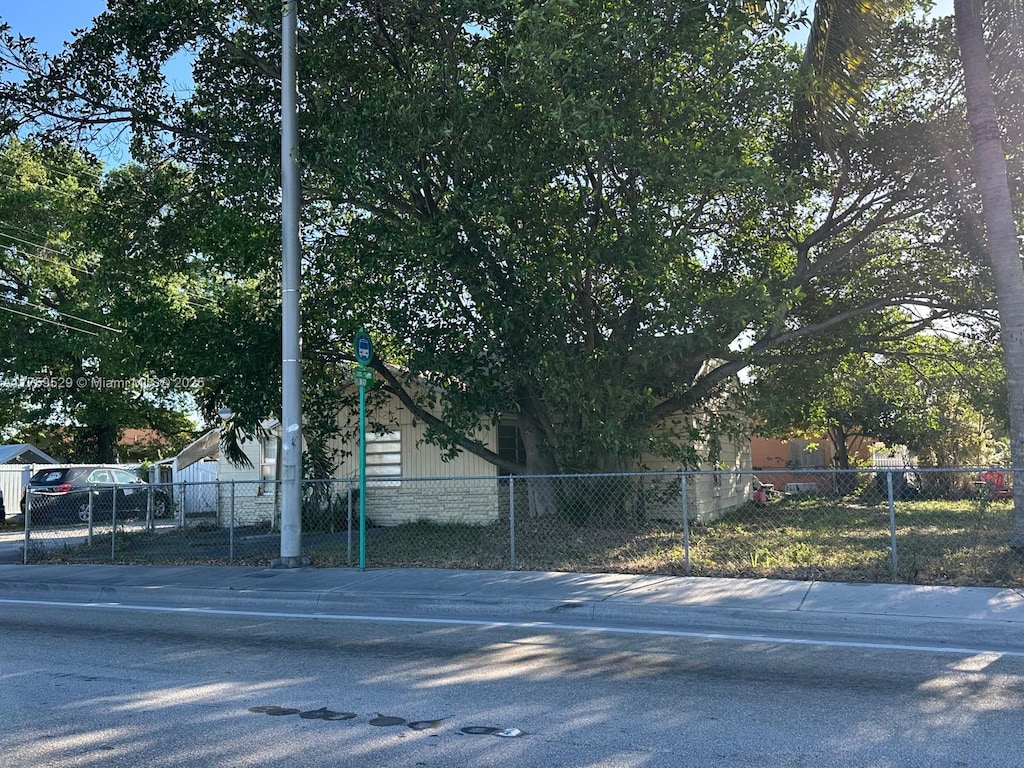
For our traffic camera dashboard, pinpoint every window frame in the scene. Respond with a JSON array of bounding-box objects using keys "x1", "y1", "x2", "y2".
[
  {"x1": 259, "y1": 435, "x2": 279, "y2": 495},
  {"x1": 364, "y1": 428, "x2": 402, "y2": 487}
]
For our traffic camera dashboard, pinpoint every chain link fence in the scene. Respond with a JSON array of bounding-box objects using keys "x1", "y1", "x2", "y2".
[{"x1": 8, "y1": 468, "x2": 1024, "y2": 587}]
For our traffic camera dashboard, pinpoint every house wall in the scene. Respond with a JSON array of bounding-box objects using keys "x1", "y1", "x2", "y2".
[
  {"x1": 207, "y1": 388, "x2": 751, "y2": 529},
  {"x1": 215, "y1": 436, "x2": 278, "y2": 526},
  {"x1": 346, "y1": 477, "x2": 500, "y2": 527},
  {"x1": 752, "y1": 436, "x2": 830, "y2": 470},
  {"x1": 327, "y1": 393, "x2": 500, "y2": 526},
  {"x1": 641, "y1": 429, "x2": 752, "y2": 522},
  {"x1": 752, "y1": 436, "x2": 874, "y2": 493},
  {"x1": 211, "y1": 394, "x2": 502, "y2": 528},
  {"x1": 0, "y1": 445, "x2": 61, "y2": 518},
  {"x1": 176, "y1": 461, "x2": 220, "y2": 516}
]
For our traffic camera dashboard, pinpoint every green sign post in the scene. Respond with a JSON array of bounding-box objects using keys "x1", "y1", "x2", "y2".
[{"x1": 354, "y1": 329, "x2": 374, "y2": 570}]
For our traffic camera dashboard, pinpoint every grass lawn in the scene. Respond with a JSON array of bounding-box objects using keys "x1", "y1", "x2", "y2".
[
  {"x1": 306, "y1": 495, "x2": 1024, "y2": 586},
  {"x1": 19, "y1": 495, "x2": 1024, "y2": 587}
]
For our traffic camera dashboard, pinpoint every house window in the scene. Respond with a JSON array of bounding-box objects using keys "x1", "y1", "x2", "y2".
[
  {"x1": 365, "y1": 429, "x2": 401, "y2": 486},
  {"x1": 497, "y1": 424, "x2": 525, "y2": 476},
  {"x1": 259, "y1": 436, "x2": 278, "y2": 494}
]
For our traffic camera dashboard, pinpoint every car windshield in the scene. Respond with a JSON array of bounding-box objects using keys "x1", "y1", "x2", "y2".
[
  {"x1": 29, "y1": 469, "x2": 73, "y2": 486},
  {"x1": 112, "y1": 469, "x2": 142, "y2": 484}
]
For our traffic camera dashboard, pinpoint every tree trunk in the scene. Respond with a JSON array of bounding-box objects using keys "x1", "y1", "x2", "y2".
[
  {"x1": 828, "y1": 424, "x2": 859, "y2": 495},
  {"x1": 95, "y1": 424, "x2": 120, "y2": 464},
  {"x1": 519, "y1": 418, "x2": 560, "y2": 517},
  {"x1": 828, "y1": 424, "x2": 852, "y2": 470},
  {"x1": 954, "y1": 0, "x2": 1024, "y2": 547}
]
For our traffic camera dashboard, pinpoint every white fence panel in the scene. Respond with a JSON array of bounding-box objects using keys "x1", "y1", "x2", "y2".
[
  {"x1": 177, "y1": 461, "x2": 220, "y2": 516},
  {"x1": 0, "y1": 465, "x2": 34, "y2": 518}
]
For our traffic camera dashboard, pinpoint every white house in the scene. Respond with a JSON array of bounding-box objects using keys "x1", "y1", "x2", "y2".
[{"x1": 173, "y1": 378, "x2": 751, "y2": 529}]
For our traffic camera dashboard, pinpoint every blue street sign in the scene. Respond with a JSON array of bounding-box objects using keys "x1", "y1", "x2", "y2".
[{"x1": 354, "y1": 330, "x2": 374, "y2": 365}]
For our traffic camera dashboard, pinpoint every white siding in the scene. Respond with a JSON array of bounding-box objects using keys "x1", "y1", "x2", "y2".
[
  {"x1": 0, "y1": 465, "x2": 34, "y2": 518},
  {"x1": 215, "y1": 435, "x2": 277, "y2": 526},
  {"x1": 329, "y1": 390, "x2": 498, "y2": 480}
]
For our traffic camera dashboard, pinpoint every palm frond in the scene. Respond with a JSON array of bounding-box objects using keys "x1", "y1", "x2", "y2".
[
  {"x1": 794, "y1": 0, "x2": 913, "y2": 153},
  {"x1": 983, "y1": 0, "x2": 1023, "y2": 87}
]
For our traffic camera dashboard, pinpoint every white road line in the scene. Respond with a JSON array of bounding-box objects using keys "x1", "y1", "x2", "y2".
[{"x1": 2, "y1": 596, "x2": 1022, "y2": 658}]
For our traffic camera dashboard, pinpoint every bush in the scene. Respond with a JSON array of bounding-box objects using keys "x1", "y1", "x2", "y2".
[
  {"x1": 554, "y1": 475, "x2": 647, "y2": 526},
  {"x1": 302, "y1": 486, "x2": 359, "y2": 532}
]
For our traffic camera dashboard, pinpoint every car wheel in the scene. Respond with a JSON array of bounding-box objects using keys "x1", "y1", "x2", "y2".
[
  {"x1": 152, "y1": 494, "x2": 170, "y2": 518},
  {"x1": 77, "y1": 502, "x2": 92, "y2": 524}
]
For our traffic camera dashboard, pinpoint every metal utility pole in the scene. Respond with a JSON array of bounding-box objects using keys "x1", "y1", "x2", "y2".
[{"x1": 275, "y1": 0, "x2": 307, "y2": 568}]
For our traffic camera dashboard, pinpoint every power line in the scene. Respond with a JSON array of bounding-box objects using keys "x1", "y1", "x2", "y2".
[
  {"x1": 1, "y1": 295, "x2": 124, "y2": 334},
  {"x1": 31, "y1": 161, "x2": 106, "y2": 184},
  {"x1": 0, "y1": 220, "x2": 76, "y2": 244},
  {"x1": 4, "y1": 245, "x2": 95, "y2": 276},
  {"x1": 0, "y1": 229, "x2": 220, "y2": 311},
  {"x1": 0, "y1": 230, "x2": 82, "y2": 261},
  {"x1": 5, "y1": 245, "x2": 219, "y2": 313},
  {"x1": 0, "y1": 142, "x2": 108, "y2": 183},
  {"x1": 0, "y1": 301, "x2": 100, "y2": 337}
]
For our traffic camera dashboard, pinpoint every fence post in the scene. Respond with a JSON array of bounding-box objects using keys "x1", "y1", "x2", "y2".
[
  {"x1": 87, "y1": 490, "x2": 94, "y2": 545},
  {"x1": 23, "y1": 489, "x2": 31, "y2": 564},
  {"x1": 111, "y1": 487, "x2": 118, "y2": 563},
  {"x1": 229, "y1": 480, "x2": 236, "y2": 565},
  {"x1": 509, "y1": 475, "x2": 516, "y2": 570},
  {"x1": 178, "y1": 481, "x2": 187, "y2": 528},
  {"x1": 886, "y1": 471, "x2": 899, "y2": 581},
  {"x1": 681, "y1": 472, "x2": 691, "y2": 574},
  {"x1": 347, "y1": 481, "x2": 354, "y2": 567}
]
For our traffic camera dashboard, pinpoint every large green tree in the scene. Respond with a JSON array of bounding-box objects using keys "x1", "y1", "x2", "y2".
[
  {"x1": 0, "y1": 138, "x2": 200, "y2": 461},
  {"x1": 799, "y1": 0, "x2": 1024, "y2": 537},
  {"x1": 751, "y1": 331, "x2": 1008, "y2": 471},
  {"x1": 0, "y1": 1, "x2": 994, "y2": 477},
  {"x1": 954, "y1": 1, "x2": 1024, "y2": 543}
]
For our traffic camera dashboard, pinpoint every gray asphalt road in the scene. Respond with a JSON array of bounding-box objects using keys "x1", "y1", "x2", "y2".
[{"x1": 2, "y1": 601, "x2": 1022, "y2": 767}]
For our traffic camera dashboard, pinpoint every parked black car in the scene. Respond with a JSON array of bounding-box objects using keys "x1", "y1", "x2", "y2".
[{"x1": 20, "y1": 466, "x2": 170, "y2": 523}]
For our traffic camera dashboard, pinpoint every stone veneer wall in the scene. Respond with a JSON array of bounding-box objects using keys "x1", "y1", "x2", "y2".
[{"x1": 363, "y1": 478, "x2": 500, "y2": 526}]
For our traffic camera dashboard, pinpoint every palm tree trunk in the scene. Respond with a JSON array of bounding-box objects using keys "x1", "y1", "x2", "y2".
[{"x1": 954, "y1": 0, "x2": 1024, "y2": 547}]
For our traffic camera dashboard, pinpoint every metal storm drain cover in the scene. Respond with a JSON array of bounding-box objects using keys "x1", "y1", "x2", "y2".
[
  {"x1": 248, "y1": 706, "x2": 300, "y2": 716},
  {"x1": 299, "y1": 708, "x2": 357, "y2": 721},
  {"x1": 247, "y1": 705, "x2": 524, "y2": 737},
  {"x1": 369, "y1": 714, "x2": 406, "y2": 727}
]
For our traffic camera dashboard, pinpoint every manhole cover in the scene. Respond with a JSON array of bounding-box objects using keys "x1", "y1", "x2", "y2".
[
  {"x1": 249, "y1": 706, "x2": 300, "y2": 716},
  {"x1": 300, "y1": 708, "x2": 356, "y2": 721},
  {"x1": 369, "y1": 714, "x2": 406, "y2": 727}
]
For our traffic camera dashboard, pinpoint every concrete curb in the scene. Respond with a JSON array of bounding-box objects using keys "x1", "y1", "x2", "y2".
[
  {"x1": 3, "y1": 578, "x2": 1024, "y2": 654},
  {"x1": 4, "y1": 564, "x2": 1024, "y2": 654}
]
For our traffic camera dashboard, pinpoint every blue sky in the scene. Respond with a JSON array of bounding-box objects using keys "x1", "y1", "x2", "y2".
[
  {"x1": 5, "y1": 0, "x2": 957, "y2": 56},
  {"x1": 3, "y1": 1, "x2": 194, "y2": 86},
  {"x1": 1, "y1": 0, "x2": 958, "y2": 161},
  {"x1": 3, "y1": 2, "x2": 194, "y2": 164},
  {"x1": 3, "y1": 1, "x2": 108, "y2": 54}
]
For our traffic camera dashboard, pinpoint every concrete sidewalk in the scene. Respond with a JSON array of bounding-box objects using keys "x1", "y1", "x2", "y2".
[{"x1": 2, "y1": 564, "x2": 1023, "y2": 652}]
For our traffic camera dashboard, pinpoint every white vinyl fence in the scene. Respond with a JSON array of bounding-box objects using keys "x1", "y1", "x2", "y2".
[{"x1": 0, "y1": 465, "x2": 34, "y2": 519}]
